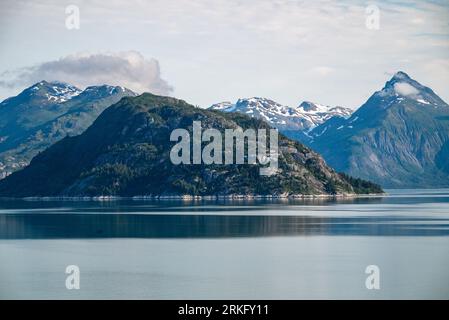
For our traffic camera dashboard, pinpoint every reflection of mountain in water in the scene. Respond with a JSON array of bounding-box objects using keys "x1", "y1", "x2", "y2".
[{"x1": 1, "y1": 212, "x2": 449, "y2": 239}]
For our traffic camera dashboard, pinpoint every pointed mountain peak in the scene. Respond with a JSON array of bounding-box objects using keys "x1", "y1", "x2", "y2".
[
  {"x1": 385, "y1": 71, "x2": 419, "y2": 88},
  {"x1": 367, "y1": 71, "x2": 448, "y2": 109},
  {"x1": 378, "y1": 71, "x2": 425, "y2": 100},
  {"x1": 391, "y1": 71, "x2": 411, "y2": 82},
  {"x1": 383, "y1": 71, "x2": 417, "y2": 90}
]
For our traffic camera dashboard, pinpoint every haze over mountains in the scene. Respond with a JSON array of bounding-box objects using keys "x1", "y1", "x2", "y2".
[{"x1": 0, "y1": 81, "x2": 136, "y2": 178}]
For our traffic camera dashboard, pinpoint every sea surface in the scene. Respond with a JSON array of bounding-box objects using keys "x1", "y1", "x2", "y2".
[{"x1": 0, "y1": 189, "x2": 448, "y2": 299}]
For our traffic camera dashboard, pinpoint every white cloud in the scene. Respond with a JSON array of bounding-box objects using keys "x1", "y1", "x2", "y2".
[
  {"x1": 0, "y1": 51, "x2": 173, "y2": 95},
  {"x1": 0, "y1": 0, "x2": 448, "y2": 107},
  {"x1": 394, "y1": 82, "x2": 419, "y2": 96}
]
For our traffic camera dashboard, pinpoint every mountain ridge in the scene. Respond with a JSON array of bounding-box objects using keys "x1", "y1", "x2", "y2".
[
  {"x1": 308, "y1": 71, "x2": 449, "y2": 188},
  {"x1": 0, "y1": 81, "x2": 136, "y2": 178},
  {"x1": 209, "y1": 97, "x2": 353, "y2": 142},
  {"x1": 0, "y1": 93, "x2": 383, "y2": 197}
]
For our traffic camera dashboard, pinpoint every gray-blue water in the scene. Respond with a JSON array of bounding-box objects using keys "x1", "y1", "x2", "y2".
[{"x1": 0, "y1": 189, "x2": 449, "y2": 299}]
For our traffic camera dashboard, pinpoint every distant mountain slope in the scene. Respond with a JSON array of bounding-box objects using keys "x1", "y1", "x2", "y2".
[
  {"x1": 0, "y1": 81, "x2": 136, "y2": 178},
  {"x1": 209, "y1": 98, "x2": 352, "y2": 142},
  {"x1": 309, "y1": 71, "x2": 449, "y2": 188},
  {"x1": 0, "y1": 93, "x2": 382, "y2": 197}
]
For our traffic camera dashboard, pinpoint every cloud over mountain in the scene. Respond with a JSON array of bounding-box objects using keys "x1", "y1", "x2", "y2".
[
  {"x1": 394, "y1": 82, "x2": 419, "y2": 97},
  {"x1": 0, "y1": 51, "x2": 173, "y2": 95}
]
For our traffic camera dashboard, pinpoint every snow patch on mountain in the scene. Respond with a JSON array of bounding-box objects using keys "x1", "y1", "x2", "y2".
[
  {"x1": 36, "y1": 81, "x2": 82, "y2": 103},
  {"x1": 210, "y1": 101, "x2": 234, "y2": 112},
  {"x1": 210, "y1": 98, "x2": 353, "y2": 132},
  {"x1": 374, "y1": 71, "x2": 446, "y2": 108}
]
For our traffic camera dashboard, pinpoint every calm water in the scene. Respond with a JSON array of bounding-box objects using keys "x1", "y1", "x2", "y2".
[{"x1": 0, "y1": 189, "x2": 449, "y2": 299}]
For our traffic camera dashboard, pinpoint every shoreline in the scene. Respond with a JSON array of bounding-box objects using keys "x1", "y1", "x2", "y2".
[{"x1": 0, "y1": 193, "x2": 387, "y2": 201}]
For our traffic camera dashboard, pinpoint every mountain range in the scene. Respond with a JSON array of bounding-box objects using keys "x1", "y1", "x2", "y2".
[
  {"x1": 0, "y1": 81, "x2": 136, "y2": 178},
  {"x1": 1, "y1": 71, "x2": 446, "y2": 192},
  {"x1": 0, "y1": 93, "x2": 382, "y2": 197},
  {"x1": 209, "y1": 98, "x2": 352, "y2": 141},
  {"x1": 211, "y1": 72, "x2": 449, "y2": 188}
]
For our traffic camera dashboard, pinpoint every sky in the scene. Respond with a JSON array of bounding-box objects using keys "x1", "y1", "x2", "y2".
[{"x1": 0, "y1": 0, "x2": 448, "y2": 109}]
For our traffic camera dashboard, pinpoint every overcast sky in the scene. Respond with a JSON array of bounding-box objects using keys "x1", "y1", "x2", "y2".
[{"x1": 0, "y1": 0, "x2": 448, "y2": 109}]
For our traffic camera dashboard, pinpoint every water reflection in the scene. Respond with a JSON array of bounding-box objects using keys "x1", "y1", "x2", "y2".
[
  {"x1": 1, "y1": 189, "x2": 449, "y2": 239},
  {"x1": 1, "y1": 213, "x2": 448, "y2": 239}
]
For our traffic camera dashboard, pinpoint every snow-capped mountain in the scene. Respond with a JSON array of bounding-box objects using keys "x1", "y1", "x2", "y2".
[
  {"x1": 0, "y1": 93, "x2": 383, "y2": 197},
  {"x1": 38, "y1": 81, "x2": 82, "y2": 103},
  {"x1": 0, "y1": 81, "x2": 136, "y2": 178},
  {"x1": 11, "y1": 80, "x2": 82, "y2": 105},
  {"x1": 209, "y1": 101, "x2": 234, "y2": 111},
  {"x1": 297, "y1": 101, "x2": 353, "y2": 126},
  {"x1": 211, "y1": 97, "x2": 311, "y2": 131},
  {"x1": 209, "y1": 97, "x2": 353, "y2": 135},
  {"x1": 309, "y1": 71, "x2": 449, "y2": 188},
  {"x1": 373, "y1": 71, "x2": 445, "y2": 106}
]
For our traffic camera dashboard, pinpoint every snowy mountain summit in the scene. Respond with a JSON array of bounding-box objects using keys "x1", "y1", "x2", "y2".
[
  {"x1": 209, "y1": 97, "x2": 353, "y2": 133},
  {"x1": 28, "y1": 81, "x2": 82, "y2": 103},
  {"x1": 0, "y1": 81, "x2": 135, "y2": 178},
  {"x1": 373, "y1": 71, "x2": 446, "y2": 107}
]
